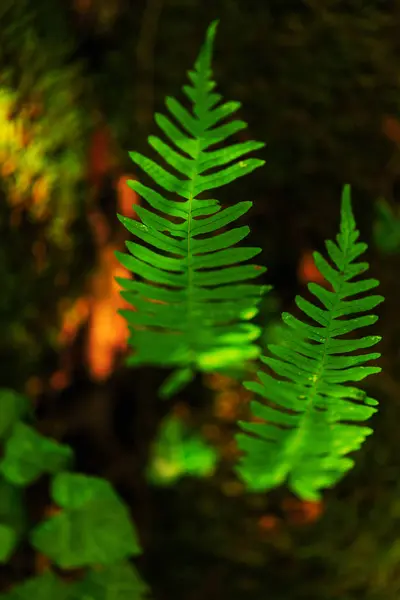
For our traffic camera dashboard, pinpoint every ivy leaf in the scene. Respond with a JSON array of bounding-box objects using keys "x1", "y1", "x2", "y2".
[
  {"x1": 72, "y1": 562, "x2": 149, "y2": 600},
  {"x1": 0, "y1": 389, "x2": 30, "y2": 441},
  {"x1": 0, "y1": 423, "x2": 73, "y2": 486},
  {"x1": 50, "y1": 471, "x2": 116, "y2": 509},
  {"x1": 31, "y1": 473, "x2": 142, "y2": 568},
  {"x1": 0, "y1": 572, "x2": 72, "y2": 600}
]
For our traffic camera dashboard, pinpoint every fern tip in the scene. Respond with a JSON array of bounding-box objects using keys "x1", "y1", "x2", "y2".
[
  {"x1": 341, "y1": 184, "x2": 356, "y2": 230},
  {"x1": 206, "y1": 19, "x2": 220, "y2": 40}
]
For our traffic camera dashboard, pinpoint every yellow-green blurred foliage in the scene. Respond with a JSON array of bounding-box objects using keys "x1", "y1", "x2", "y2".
[{"x1": 0, "y1": 0, "x2": 93, "y2": 248}]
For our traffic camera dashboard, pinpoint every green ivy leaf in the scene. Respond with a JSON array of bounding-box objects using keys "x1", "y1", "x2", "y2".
[
  {"x1": 0, "y1": 423, "x2": 73, "y2": 486},
  {"x1": 0, "y1": 389, "x2": 30, "y2": 441},
  {"x1": 31, "y1": 473, "x2": 142, "y2": 568},
  {"x1": 50, "y1": 472, "x2": 116, "y2": 509},
  {"x1": 72, "y1": 562, "x2": 149, "y2": 600},
  {"x1": 0, "y1": 572, "x2": 72, "y2": 600}
]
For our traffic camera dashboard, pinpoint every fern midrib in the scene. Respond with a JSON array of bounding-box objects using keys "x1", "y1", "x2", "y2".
[
  {"x1": 185, "y1": 80, "x2": 211, "y2": 364},
  {"x1": 288, "y1": 230, "x2": 352, "y2": 460},
  {"x1": 186, "y1": 138, "x2": 202, "y2": 363}
]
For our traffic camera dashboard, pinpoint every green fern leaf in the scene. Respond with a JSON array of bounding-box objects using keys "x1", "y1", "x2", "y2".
[
  {"x1": 236, "y1": 185, "x2": 384, "y2": 501},
  {"x1": 116, "y1": 20, "x2": 268, "y2": 397}
]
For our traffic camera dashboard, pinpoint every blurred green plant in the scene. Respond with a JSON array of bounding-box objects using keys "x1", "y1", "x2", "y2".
[
  {"x1": 373, "y1": 197, "x2": 400, "y2": 255},
  {"x1": 0, "y1": 0, "x2": 93, "y2": 248},
  {"x1": 147, "y1": 414, "x2": 218, "y2": 486},
  {"x1": 0, "y1": 0, "x2": 100, "y2": 389}
]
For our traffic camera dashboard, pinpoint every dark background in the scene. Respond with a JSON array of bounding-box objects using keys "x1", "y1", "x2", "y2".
[{"x1": 1, "y1": 0, "x2": 400, "y2": 598}]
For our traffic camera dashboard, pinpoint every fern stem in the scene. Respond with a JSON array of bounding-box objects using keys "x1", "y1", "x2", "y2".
[
  {"x1": 288, "y1": 222, "x2": 351, "y2": 457},
  {"x1": 186, "y1": 140, "x2": 201, "y2": 364}
]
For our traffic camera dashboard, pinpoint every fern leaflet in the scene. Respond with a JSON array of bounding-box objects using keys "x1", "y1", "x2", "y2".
[
  {"x1": 236, "y1": 185, "x2": 384, "y2": 500},
  {"x1": 116, "y1": 21, "x2": 268, "y2": 397}
]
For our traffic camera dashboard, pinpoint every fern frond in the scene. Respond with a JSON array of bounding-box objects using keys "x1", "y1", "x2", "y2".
[
  {"x1": 236, "y1": 185, "x2": 384, "y2": 501},
  {"x1": 116, "y1": 20, "x2": 268, "y2": 397}
]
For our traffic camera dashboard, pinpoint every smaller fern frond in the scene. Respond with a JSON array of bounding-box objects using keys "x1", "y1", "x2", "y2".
[
  {"x1": 236, "y1": 185, "x2": 384, "y2": 501},
  {"x1": 116, "y1": 20, "x2": 268, "y2": 397}
]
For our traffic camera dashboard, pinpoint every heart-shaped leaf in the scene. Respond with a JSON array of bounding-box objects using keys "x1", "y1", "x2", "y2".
[
  {"x1": 72, "y1": 562, "x2": 149, "y2": 600},
  {"x1": 31, "y1": 474, "x2": 142, "y2": 568},
  {"x1": 51, "y1": 472, "x2": 116, "y2": 509},
  {"x1": 0, "y1": 572, "x2": 72, "y2": 600},
  {"x1": 0, "y1": 423, "x2": 73, "y2": 486}
]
